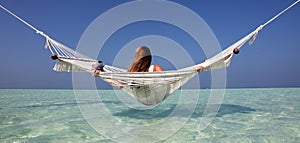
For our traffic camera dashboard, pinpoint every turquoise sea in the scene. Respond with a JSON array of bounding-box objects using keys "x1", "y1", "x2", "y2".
[{"x1": 0, "y1": 88, "x2": 299, "y2": 143}]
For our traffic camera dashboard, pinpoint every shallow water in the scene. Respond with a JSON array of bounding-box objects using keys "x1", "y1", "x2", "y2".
[{"x1": 0, "y1": 88, "x2": 299, "y2": 142}]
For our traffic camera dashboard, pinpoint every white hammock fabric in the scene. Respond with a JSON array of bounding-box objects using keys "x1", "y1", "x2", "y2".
[
  {"x1": 1, "y1": 0, "x2": 299, "y2": 105},
  {"x1": 46, "y1": 27, "x2": 260, "y2": 105}
]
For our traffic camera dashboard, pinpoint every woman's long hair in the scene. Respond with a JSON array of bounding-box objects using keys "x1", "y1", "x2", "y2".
[{"x1": 128, "y1": 46, "x2": 152, "y2": 72}]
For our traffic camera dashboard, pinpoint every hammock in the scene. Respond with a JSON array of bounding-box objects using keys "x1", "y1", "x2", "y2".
[
  {"x1": 45, "y1": 29, "x2": 257, "y2": 105},
  {"x1": 1, "y1": 1, "x2": 299, "y2": 105}
]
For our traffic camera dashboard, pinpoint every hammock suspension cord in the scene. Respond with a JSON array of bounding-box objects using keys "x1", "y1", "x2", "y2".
[
  {"x1": 0, "y1": 4, "x2": 48, "y2": 38},
  {"x1": 1, "y1": 1, "x2": 299, "y2": 40},
  {"x1": 261, "y1": 0, "x2": 300, "y2": 28}
]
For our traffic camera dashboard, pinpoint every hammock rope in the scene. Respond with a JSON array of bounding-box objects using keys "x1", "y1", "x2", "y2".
[
  {"x1": 261, "y1": 0, "x2": 300, "y2": 28},
  {"x1": 0, "y1": 4, "x2": 48, "y2": 38},
  {"x1": 1, "y1": 1, "x2": 299, "y2": 40},
  {"x1": 1, "y1": 1, "x2": 299, "y2": 105}
]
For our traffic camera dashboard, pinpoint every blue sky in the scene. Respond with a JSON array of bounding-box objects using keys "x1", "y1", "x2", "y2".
[{"x1": 0, "y1": 0, "x2": 299, "y2": 89}]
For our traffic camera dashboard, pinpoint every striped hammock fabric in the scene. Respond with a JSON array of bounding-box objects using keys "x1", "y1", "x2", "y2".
[{"x1": 49, "y1": 27, "x2": 260, "y2": 105}]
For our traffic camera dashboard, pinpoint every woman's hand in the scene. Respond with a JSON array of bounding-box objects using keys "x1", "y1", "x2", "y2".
[
  {"x1": 93, "y1": 69, "x2": 100, "y2": 76},
  {"x1": 194, "y1": 66, "x2": 204, "y2": 72}
]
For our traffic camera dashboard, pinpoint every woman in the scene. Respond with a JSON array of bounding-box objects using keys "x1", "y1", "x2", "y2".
[
  {"x1": 93, "y1": 46, "x2": 203, "y2": 75},
  {"x1": 127, "y1": 46, "x2": 203, "y2": 72},
  {"x1": 128, "y1": 46, "x2": 163, "y2": 72}
]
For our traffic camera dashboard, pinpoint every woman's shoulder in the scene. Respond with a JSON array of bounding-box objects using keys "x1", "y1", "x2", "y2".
[{"x1": 150, "y1": 64, "x2": 163, "y2": 72}]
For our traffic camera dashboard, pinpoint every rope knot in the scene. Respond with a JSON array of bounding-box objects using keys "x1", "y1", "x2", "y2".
[{"x1": 36, "y1": 30, "x2": 43, "y2": 35}]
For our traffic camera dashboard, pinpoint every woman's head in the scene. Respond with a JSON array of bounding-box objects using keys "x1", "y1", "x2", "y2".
[{"x1": 128, "y1": 46, "x2": 152, "y2": 72}]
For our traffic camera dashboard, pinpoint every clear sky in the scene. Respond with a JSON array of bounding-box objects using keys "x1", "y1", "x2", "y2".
[{"x1": 0, "y1": 0, "x2": 299, "y2": 89}]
